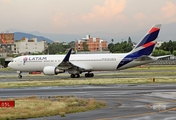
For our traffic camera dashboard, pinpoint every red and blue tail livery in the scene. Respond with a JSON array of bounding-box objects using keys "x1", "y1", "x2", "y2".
[
  {"x1": 131, "y1": 24, "x2": 161, "y2": 55},
  {"x1": 117, "y1": 24, "x2": 161, "y2": 69}
]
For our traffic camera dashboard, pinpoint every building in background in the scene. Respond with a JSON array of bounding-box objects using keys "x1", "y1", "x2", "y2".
[
  {"x1": 54, "y1": 40, "x2": 60, "y2": 44},
  {"x1": 0, "y1": 32, "x2": 15, "y2": 57},
  {"x1": 15, "y1": 37, "x2": 48, "y2": 54},
  {"x1": 0, "y1": 32, "x2": 14, "y2": 44},
  {"x1": 75, "y1": 35, "x2": 108, "y2": 52}
]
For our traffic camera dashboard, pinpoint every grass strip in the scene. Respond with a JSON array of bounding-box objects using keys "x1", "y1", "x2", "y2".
[
  {"x1": 0, "y1": 68, "x2": 13, "y2": 71},
  {"x1": 0, "y1": 95, "x2": 106, "y2": 120},
  {"x1": 129, "y1": 65, "x2": 176, "y2": 70},
  {"x1": 0, "y1": 77, "x2": 176, "y2": 88}
]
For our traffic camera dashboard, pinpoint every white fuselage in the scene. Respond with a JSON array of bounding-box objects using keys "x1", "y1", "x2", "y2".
[{"x1": 8, "y1": 53, "x2": 155, "y2": 72}]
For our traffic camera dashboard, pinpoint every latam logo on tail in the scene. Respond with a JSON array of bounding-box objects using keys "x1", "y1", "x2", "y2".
[{"x1": 8, "y1": 24, "x2": 170, "y2": 78}]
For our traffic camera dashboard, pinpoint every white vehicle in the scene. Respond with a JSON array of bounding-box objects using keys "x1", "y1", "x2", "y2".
[{"x1": 8, "y1": 24, "x2": 165, "y2": 78}]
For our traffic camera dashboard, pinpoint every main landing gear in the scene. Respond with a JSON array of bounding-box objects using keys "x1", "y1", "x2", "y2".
[
  {"x1": 70, "y1": 72, "x2": 94, "y2": 78},
  {"x1": 70, "y1": 74, "x2": 80, "y2": 78},
  {"x1": 17, "y1": 71, "x2": 22, "y2": 78},
  {"x1": 85, "y1": 73, "x2": 94, "y2": 77}
]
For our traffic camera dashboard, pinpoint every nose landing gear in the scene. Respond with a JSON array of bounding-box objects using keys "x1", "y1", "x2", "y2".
[
  {"x1": 18, "y1": 74, "x2": 22, "y2": 78},
  {"x1": 17, "y1": 71, "x2": 22, "y2": 78}
]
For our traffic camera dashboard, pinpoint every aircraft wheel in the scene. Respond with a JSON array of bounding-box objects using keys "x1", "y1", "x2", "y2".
[
  {"x1": 90, "y1": 73, "x2": 94, "y2": 77},
  {"x1": 85, "y1": 73, "x2": 89, "y2": 77},
  {"x1": 71, "y1": 74, "x2": 75, "y2": 78},
  {"x1": 85, "y1": 73, "x2": 94, "y2": 77},
  {"x1": 76, "y1": 74, "x2": 80, "y2": 78},
  {"x1": 18, "y1": 75, "x2": 22, "y2": 78}
]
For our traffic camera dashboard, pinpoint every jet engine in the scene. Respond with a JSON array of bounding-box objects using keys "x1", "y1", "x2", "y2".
[{"x1": 43, "y1": 66, "x2": 65, "y2": 75}]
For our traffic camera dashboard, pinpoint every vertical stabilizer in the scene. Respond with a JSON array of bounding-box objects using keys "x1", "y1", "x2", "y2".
[
  {"x1": 117, "y1": 24, "x2": 162, "y2": 69},
  {"x1": 130, "y1": 24, "x2": 161, "y2": 55}
]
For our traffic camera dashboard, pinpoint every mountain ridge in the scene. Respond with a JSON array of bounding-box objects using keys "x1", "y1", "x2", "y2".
[
  {"x1": 14, "y1": 32, "x2": 54, "y2": 43},
  {"x1": 9, "y1": 22, "x2": 176, "y2": 43}
]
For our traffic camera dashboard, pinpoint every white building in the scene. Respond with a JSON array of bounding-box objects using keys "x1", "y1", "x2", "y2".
[
  {"x1": 15, "y1": 38, "x2": 47, "y2": 54},
  {"x1": 155, "y1": 41, "x2": 164, "y2": 48},
  {"x1": 62, "y1": 42, "x2": 69, "y2": 45},
  {"x1": 54, "y1": 40, "x2": 60, "y2": 44}
]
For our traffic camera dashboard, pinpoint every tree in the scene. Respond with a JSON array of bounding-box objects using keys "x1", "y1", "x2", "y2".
[
  {"x1": 159, "y1": 40, "x2": 176, "y2": 54},
  {"x1": 152, "y1": 50, "x2": 170, "y2": 56},
  {"x1": 46, "y1": 43, "x2": 71, "y2": 54},
  {"x1": 83, "y1": 42, "x2": 89, "y2": 51},
  {"x1": 168, "y1": 40, "x2": 174, "y2": 54},
  {"x1": 108, "y1": 40, "x2": 133, "y2": 53},
  {"x1": 111, "y1": 39, "x2": 114, "y2": 43},
  {"x1": 128, "y1": 37, "x2": 133, "y2": 47},
  {"x1": 69, "y1": 41, "x2": 75, "y2": 49},
  {"x1": 0, "y1": 58, "x2": 5, "y2": 67},
  {"x1": 108, "y1": 43, "x2": 114, "y2": 53}
]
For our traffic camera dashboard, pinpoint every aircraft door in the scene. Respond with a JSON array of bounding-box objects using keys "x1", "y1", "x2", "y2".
[{"x1": 17, "y1": 58, "x2": 22, "y2": 66}]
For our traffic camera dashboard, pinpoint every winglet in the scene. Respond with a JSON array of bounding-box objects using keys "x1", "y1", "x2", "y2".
[{"x1": 63, "y1": 48, "x2": 72, "y2": 62}]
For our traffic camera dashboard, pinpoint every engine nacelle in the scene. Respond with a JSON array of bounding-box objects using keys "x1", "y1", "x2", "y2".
[{"x1": 43, "y1": 66, "x2": 65, "y2": 75}]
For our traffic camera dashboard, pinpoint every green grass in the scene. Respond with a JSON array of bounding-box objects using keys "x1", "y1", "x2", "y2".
[
  {"x1": 129, "y1": 65, "x2": 176, "y2": 70},
  {"x1": 0, "y1": 77, "x2": 176, "y2": 88},
  {"x1": 0, "y1": 96, "x2": 106, "y2": 120},
  {"x1": 0, "y1": 68, "x2": 13, "y2": 71}
]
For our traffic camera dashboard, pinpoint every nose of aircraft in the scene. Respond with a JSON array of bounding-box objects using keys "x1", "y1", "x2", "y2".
[{"x1": 8, "y1": 62, "x2": 13, "y2": 68}]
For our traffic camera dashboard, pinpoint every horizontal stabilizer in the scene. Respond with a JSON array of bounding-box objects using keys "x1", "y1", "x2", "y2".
[
  {"x1": 135, "y1": 56, "x2": 153, "y2": 61},
  {"x1": 135, "y1": 55, "x2": 171, "y2": 62},
  {"x1": 155, "y1": 55, "x2": 171, "y2": 60}
]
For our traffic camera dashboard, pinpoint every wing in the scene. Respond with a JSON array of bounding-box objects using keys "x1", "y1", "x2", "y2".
[
  {"x1": 57, "y1": 49, "x2": 91, "y2": 73},
  {"x1": 57, "y1": 48, "x2": 73, "y2": 69}
]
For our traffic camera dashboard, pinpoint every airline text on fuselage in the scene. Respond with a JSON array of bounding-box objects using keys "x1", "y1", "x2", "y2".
[{"x1": 28, "y1": 57, "x2": 47, "y2": 61}]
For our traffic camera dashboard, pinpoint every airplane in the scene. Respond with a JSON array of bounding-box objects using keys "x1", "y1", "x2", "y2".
[{"x1": 8, "y1": 24, "x2": 166, "y2": 78}]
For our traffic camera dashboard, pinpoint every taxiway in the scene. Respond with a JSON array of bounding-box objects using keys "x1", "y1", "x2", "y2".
[{"x1": 0, "y1": 84, "x2": 176, "y2": 120}]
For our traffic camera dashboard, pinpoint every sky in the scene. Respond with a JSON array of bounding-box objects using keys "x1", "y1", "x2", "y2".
[{"x1": 0, "y1": 0, "x2": 176, "y2": 36}]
